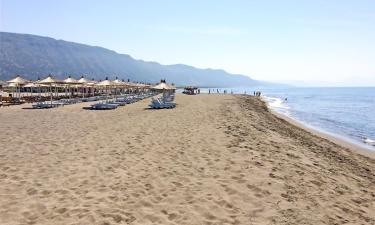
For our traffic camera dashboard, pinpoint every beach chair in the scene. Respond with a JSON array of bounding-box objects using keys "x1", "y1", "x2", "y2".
[
  {"x1": 111, "y1": 99, "x2": 128, "y2": 106},
  {"x1": 107, "y1": 100, "x2": 126, "y2": 106},
  {"x1": 83, "y1": 102, "x2": 118, "y2": 110},
  {"x1": 32, "y1": 102, "x2": 56, "y2": 109},
  {"x1": 149, "y1": 97, "x2": 176, "y2": 109}
]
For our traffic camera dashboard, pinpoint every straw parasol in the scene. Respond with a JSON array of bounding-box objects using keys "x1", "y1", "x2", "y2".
[
  {"x1": 77, "y1": 76, "x2": 93, "y2": 97},
  {"x1": 96, "y1": 78, "x2": 113, "y2": 87},
  {"x1": 151, "y1": 80, "x2": 176, "y2": 90},
  {"x1": 7, "y1": 75, "x2": 29, "y2": 85},
  {"x1": 85, "y1": 78, "x2": 98, "y2": 96},
  {"x1": 7, "y1": 75, "x2": 30, "y2": 98},
  {"x1": 64, "y1": 76, "x2": 80, "y2": 84},
  {"x1": 112, "y1": 77, "x2": 123, "y2": 85},
  {"x1": 63, "y1": 76, "x2": 80, "y2": 98},
  {"x1": 96, "y1": 77, "x2": 114, "y2": 100},
  {"x1": 77, "y1": 76, "x2": 90, "y2": 84},
  {"x1": 151, "y1": 80, "x2": 176, "y2": 100},
  {"x1": 38, "y1": 75, "x2": 64, "y2": 85},
  {"x1": 125, "y1": 81, "x2": 138, "y2": 88},
  {"x1": 38, "y1": 75, "x2": 64, "y2": 104},
  {"x1": 112, "y1": 77, "x2": 128, "y2": 88},
  {"x1": 112, "y1": 77, "x2": 125, "y2": 97}
]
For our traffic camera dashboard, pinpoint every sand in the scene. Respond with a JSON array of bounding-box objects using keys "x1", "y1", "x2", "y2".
[{"x1": 0, "y1": 94, "x2": 374, "y2": 225}]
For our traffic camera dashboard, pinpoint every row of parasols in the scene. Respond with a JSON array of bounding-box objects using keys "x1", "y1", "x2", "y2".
[
  {"x1": 2, "y1": 75, "x2": 176, "y2": 100},
  {"x1": 5, "y1": 75, "x2": 153, "y2": 89}
]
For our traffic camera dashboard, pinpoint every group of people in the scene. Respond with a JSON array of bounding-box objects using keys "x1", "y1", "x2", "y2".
[
  {"x1": 208, "y1": 89, "x2": 233, "y2": 94},
  {"x1": 207, "y1": 89, "x2": 263, "y2": 96}
]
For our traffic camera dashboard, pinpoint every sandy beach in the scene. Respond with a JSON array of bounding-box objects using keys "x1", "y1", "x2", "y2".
[{"x1": 0, "y1": 94, "x2": 374, "y2": 225}]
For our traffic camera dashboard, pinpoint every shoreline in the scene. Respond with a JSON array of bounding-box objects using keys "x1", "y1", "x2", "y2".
[{"x1": 261, "y1": 97, "x2": 375, "y2": 160}]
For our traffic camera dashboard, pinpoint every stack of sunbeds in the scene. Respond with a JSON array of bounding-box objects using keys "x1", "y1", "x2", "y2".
[
  {"x1": 31, "y1": 93, "x2": 156, "y2": 110},
  {"x1": 31, "y1": 95, "x2": 116, "y2": 109},
  {"x1": 149, "y1": 93, "x2": 176, "y2": 109},
  {"x1": 32, "y1": 101, "x2": 65, "y2": 109},
  {"x1": 84, "y1": 93, "x2": 156, "y2": 110}
]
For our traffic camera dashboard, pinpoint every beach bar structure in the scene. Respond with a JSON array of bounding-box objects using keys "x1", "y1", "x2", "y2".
[{"x1": 183, "y1": 86, "x2": 198, "y2": 95}]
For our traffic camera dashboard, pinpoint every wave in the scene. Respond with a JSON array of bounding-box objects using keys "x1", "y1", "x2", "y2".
[
  {"x1": 262, "y1": 96, "x2": 290, "y2": 113},
  {"x1": 363, "y1": 138, "x2": 375, "y2": 146}
]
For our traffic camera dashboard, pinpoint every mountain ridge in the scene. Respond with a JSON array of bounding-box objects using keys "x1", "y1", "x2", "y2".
[{"x1": 0, "y1": 32, "x2": 263, "y2": 87}]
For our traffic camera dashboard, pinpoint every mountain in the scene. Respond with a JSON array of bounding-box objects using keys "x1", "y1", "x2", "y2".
[{"x1": 0, "y1": 32, "x2": 262, "y2": 87}]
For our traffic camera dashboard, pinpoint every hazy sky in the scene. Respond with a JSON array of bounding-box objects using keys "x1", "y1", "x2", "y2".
[{"x1": 1, "y1": 0, "x2": 374, "y2": 86}]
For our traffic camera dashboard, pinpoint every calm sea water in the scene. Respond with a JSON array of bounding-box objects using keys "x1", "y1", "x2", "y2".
[{"x1": 197, "y1": 87, "x2": 375, "y2": 150}]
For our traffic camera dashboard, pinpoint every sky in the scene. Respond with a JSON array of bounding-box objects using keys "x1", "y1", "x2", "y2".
[{"x1": 1, "y1": 0, "x2": 374, "y2": 86}]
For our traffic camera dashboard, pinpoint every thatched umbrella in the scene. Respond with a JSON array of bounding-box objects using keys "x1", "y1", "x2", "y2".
[
  {"x1": 78, "y1": 76, "x2": 90, "y2": 84},
  {"x1": 38, "y1": 75, "x2": 64, "y2": 104},
  {"x1": 151, "y1": 80, "x2": 176, "y2": 100},
  {"x1": 112, "y1": 77, "x2": 131, "y2": 97},
  {"x1": 112, "y1": 77, "x2": 123, "y2": 85},
  {"x1": 96, "y1": 78, "x2": 114, "y2": 101},
  {"x1": 77, "y1": 76, "x2": 92, "y2": 97},
  {"x1": 7, "y1": 75, "x2": 29, "y2": 98},
  {"x1": 151, "y1": 80, "x2": 176, "y2": 90},
  {"x1": 86, "y1": 78, "x2": 98, "y2": 96},
  {"x1": 7, "y1": 75, "x2": 29, "y2": 85},
  {"x1": 64, "y1": 76, "x2": 80, "y2": 98},
  {"x1": 123, "y1": 81, "x2": 135, "y2": 93},
  {"x1": 96, "y1": 78, "x2": 113, "y2": 86},
  {"x1": 64, "y1": 76, "x2": 79, "y2": 84}
]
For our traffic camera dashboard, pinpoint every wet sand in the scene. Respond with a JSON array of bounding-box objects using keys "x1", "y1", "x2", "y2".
[
  {"x1": 0, "y1": 94, "x2": 374, "y2": 225},
  {"x1": 270, "y1": 109, "x2": 375, "y2": 160}
]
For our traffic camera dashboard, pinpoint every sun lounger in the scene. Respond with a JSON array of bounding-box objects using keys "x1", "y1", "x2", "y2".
[
  {"x1": 81, "y1": 96, "x2": 101, "y2": 102},
  {"x1": 109, "y1": 100, "x2": 127, "y2": 106},
  {"x1": 149, "y1": 98, "x2": 176, "y2": 109},
  {"x1": 83, "y1": 103, "x2": 118, "y2": 110},
  {"x1": 32, "y1": 102, "x2": 59, "y2": 109}
]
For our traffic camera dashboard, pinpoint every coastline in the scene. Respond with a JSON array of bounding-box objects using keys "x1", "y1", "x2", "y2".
[{"x1": 262, "y1": 97, "x2": 375, "y2": 160}]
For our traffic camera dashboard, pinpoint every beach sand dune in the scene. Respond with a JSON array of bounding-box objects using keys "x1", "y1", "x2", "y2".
[{"x1": 0, "y1": 94, "x2": 374, "y2": 225}]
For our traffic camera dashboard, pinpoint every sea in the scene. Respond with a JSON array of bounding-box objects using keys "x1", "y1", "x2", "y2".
[{"x1": 197, "y1": 87, "x2": 375, "y2": 151}]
